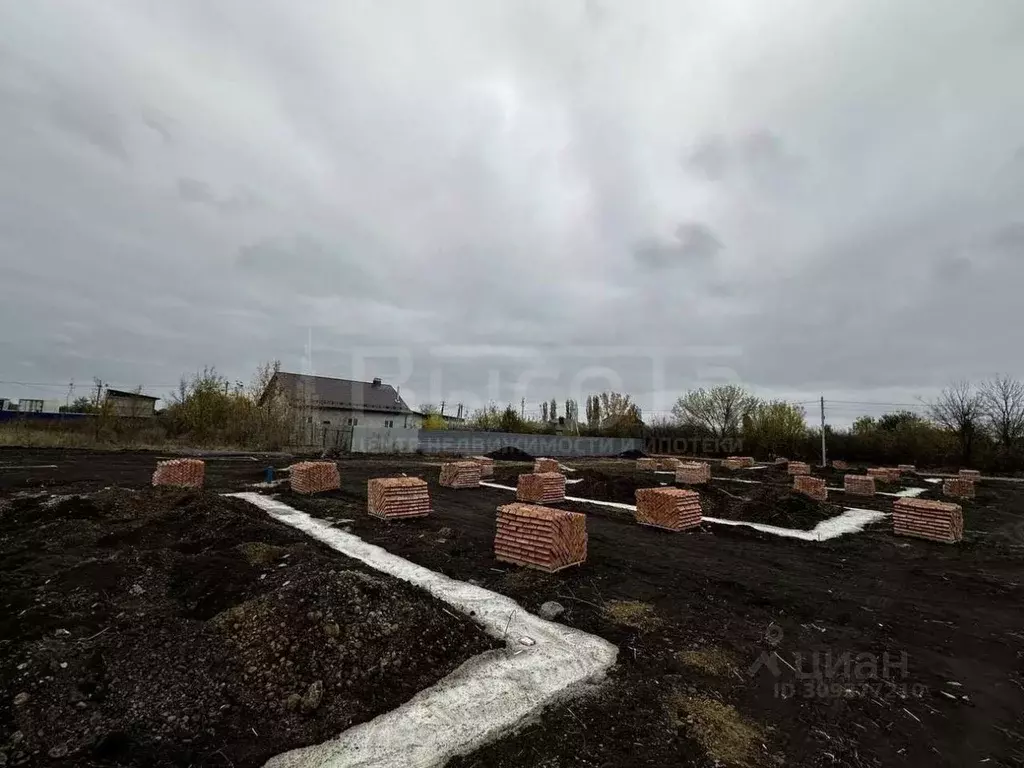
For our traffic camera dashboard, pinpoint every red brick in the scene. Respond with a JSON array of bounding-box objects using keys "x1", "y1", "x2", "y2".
[
  {"x1": 152, "y1": 458, "x2": 205, "y2": 489},
  {"x1": 495, "y1": 503, "x2": 587, "y2": 572}
]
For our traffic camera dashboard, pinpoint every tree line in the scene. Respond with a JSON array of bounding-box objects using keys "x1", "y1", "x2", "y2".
[{"x1": 441, "y1": 377, "x2": 1024, "y2": 470}]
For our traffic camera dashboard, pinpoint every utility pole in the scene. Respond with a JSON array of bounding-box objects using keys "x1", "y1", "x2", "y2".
[
  {"x1": 94, "y1": 378, "x2": 103, "y2": 407},
  {"x1": 440, "y1": 400, "x2": 446, "y2": 416},
  {"x1": 66, "y1": 380, "x2": 74, "y2": 411},
  {"x1": 820, "y1": 396, "x2": 827, "y2": 467},
  {"x1": 520, "y1": 398, "x2": 525, "y2": 419}
]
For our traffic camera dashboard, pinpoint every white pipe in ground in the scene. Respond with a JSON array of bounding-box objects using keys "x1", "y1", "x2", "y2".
[{"x1": 478, "y1": 482, "x2": 888, "y2": 542}]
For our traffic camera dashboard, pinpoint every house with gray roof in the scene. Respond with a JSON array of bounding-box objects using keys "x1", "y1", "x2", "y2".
[{"x1": 261, "y1": 372, "x2": 423, "y2": 431}]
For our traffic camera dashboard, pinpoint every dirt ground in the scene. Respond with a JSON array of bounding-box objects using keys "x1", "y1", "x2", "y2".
[
  {"x1": 0, "y1": 477, "x2": 496, "y2": 767},
  {"x1": 2, "y1": 449, "x2": 1024, "y2": 767}
]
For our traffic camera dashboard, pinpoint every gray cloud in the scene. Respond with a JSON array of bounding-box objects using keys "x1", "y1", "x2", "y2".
[
  {"x1": 177, "y1": 177, "x2": 215, "y2": 204},
  {"x1": 2, "y1": 0, "x2": 1024, "y2": 416},
  {"x1": 634, "y1": 222, "x2": 722, "y2": 268}
]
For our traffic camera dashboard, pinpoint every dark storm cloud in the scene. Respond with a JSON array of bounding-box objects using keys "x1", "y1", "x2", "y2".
[
  {"x1": 634, "y1": 222, "x2": 722, "y2": 269},
  {"x1": 2, "y1": 0, "x2": 1024, "y2": 414}
]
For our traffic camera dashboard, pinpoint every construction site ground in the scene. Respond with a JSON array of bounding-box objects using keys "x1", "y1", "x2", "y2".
[{"x1": 1, "y1": 448, "x2": 1023, "y2": 767}]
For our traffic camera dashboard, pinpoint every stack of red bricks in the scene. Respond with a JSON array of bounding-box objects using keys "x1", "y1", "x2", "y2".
[
  {"x1": 959, "y1": 469, "x2": 981, "y2": 482},
  {"x1": 794, "y1": 474, "x2": 827, "y2": 502},
  {"x1": 676, "y1": 461, "x2": 711, "y2": 485},
  {"x1": 897, "y1": 464, "x2": 916, "y2": 473},
  {"x1": 636, "y1": 457, "x2": 659, "y2": 471},
  {"x1": 635, "y1": 487, "x2": 703, "y2": 531},
  {"x1": 843, "y1": 474, "x2": 876, "y2": 496},
  {"x1": 867, "y1": 467, "x2": 900, "y2": 483},
  {"x1": 832, "y1": 460, "x2": 849, "y2": 471},
  {"x1": 439, "y1": 462, "x2": 482, "y2": 489},
  {"x1": 893, "y1": 498, "x2": 963, "y2": 543},
  {"x1": 534, "y1": 457, "x2": 561, "y2": 474},
  {"x1": 516, "y1": 472, "x2": 566, "y2": 504},
  {"x1": 774, "y1": 457, "x2": 789, "y2": 465},
  {"x1": 722, "y1": 458, "x2": 744, "y2": 470},
  {"x1": 367, "y1": 477, "x2": 431, "y2": 519},
  {"x1": 733, "y1": 456, "x2": 756, "y2": 468},
  {"x1": 152, "y1": 459, "x2": 205, "y2": 488},
  {"x1": 787, "y1": 461, "x2": 811, "y2": 476},
  {"x1": 494, "y1": 503, "x2": 587, "y2": 572},
  {"x1": 658, "y1": 457, "x2": 683, "y2": 471},
  {"x1": 943, "y1": 478, "x2": 975, "y2": 499},
  {"x1": 470, "y1": 456, "x2": 495, "y2": 478},
  {"x1": 290, "y1": 461, "x2": 341, "y2": 494}
]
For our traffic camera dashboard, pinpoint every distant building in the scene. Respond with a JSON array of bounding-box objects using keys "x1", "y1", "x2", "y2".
[
  {"x1": 104, "y1": 389, "x2": 159, "y2": 418},
  {"x1": 261, "y1": 372, "x2": 422, "y2": 430}
]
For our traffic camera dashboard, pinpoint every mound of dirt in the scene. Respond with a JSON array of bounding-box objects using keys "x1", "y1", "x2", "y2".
[
  {"x1": 485, "y1": 446, "x2": 534, "y2": 461},
  {"x1": 568, "y1": 469, "x2": 652, "y2": 505},
  {"x1": 0, "y1": 488, "x2": 497, "y2": 768},
  {"x1": 700, "y1": 484, "x2": 842, "y2": 530},
  {"x1": 617, "y1": 449, "x2": 647, "y2": 459}
]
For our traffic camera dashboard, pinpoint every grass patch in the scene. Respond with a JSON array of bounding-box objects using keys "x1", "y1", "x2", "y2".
[
  {"x1": 603, "y1": 600, "x2": 661, "y2": 631},
  {"x1": 236, "y1": 541, "x2": 288, "y2": 566},
  {"x1": 668, "y1": 694, "x2": 763, "y2": 766},
  {"x1": 677, "y1": 646, "x2": 740, "y2": 678}
]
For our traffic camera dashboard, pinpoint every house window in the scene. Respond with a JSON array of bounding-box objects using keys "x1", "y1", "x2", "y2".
[
  {"x1": 384, "y1": 419, "x2": 394, "y2": 428},
  {"x1": 345, "y1": 417, "x2": 359, "y2": 426}
]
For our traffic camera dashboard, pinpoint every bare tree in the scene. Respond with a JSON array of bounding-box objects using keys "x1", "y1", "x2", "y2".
[
  {"x1": 928, "y1": 380, "x2": 984, "y2": 463},
  {"x1": 672, "y1": 385, "x2": 758, "y2": 438},
  {"x1": 979, "y1": 375, "x2": 1024, "y2": 450}
]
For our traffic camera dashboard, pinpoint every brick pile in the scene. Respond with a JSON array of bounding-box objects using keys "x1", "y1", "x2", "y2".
[
  {"x1": 959, "y1": 469, "x2": 981, "y2": 482},
  {"x1": 289, "y1": 461, "x2": 341, "y2": 494},
  {"x1": 733, "y1": 456, "x2": 756, "y2": 467},
  {"x1": 787, "y1": 461, "x2": 811, "y2": 476},
  {"x1": 636, "y1": 457, "x2": 659, "y2": 471},
  {"x1": 470, "y1": 456, "x2": 494, "y2": 478},
  {"x1": 794, "y1": 475, "x2": 827, "y2": 502},
  {"x1": 152, "y1": 459, "x2": 205, "y2": 489},
  {"x1": 897, "y1": 464, "x2": 916, "y2": 473},
  {"x1": 658, "y1": 457, "x2": 683, "y2": 471},
  {"x1": 893, "y1": 498, "x2": 963, "y2": 543},
  {"x1": 843, "y1": 474, "x2": 876, "y2": 496},
  {"x1": 676, "y1": 461, "x2": 711, "y2": 484},
  {"x1": 943, "y1": 478, "x2": 975, "y2": 499},
  {"x1": 439, "y1": 462, "x2": 482, "y2": 489},
  {"x1": 634, "y1": 487, "x2": 703, "y2": 531},
  {"x1": 534, "y1": 457, "x2": 561, "y2": 474},
  {"x1": 867, "y1": 467, "x2": 900, "y2": 483},
  {"x1": 774, "y1": 457, "x2": 789, "y2": 465},
  {"x1": 367, "y1": 477, "x2": 431, "y2": 519},
  {"x1": 516, "y1": 472, "x2": 566, "y2": 505},
  {"x1": 494, "y1": 503, "x2": 587, "y2": 573},
  {"x1": 722, "y1": 458, "x2": 744, "y2": 470},
  {"x1": 832, "y1": 460, "x2": 849, "y2": 471}
]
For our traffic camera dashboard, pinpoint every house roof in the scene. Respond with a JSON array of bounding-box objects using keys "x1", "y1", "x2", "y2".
[
  {"x1": 105, "y1": 389, "x2": 159, "y2": 400},
  {"x1": 267, "y1": 372, "x2": 414, "y2": 414}
]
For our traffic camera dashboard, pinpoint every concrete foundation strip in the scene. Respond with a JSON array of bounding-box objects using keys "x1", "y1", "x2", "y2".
[
  {"x1": 478, "y1": 483, "x2": 887, "y2": 542},
  {"x1": 227, "y1": 493, "x2": 618, "y2": 768}
]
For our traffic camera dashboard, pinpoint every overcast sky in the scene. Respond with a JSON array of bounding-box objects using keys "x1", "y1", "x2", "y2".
[{"x1": 2, "y1": 0, "x2": 1023, "y2": 422}]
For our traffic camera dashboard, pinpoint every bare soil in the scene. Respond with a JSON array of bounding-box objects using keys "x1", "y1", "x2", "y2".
[
  {"x1": 0, "y1": 481, "x2": 496, "y2": 767},
  {"x1": 2, "y1": 449, "x2": 1024, "y2": 767}
]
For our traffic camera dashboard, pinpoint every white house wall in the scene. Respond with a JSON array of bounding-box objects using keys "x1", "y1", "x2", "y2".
[{"x1": 311, "y1": 408, "x2": 423, "y2": 430}]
